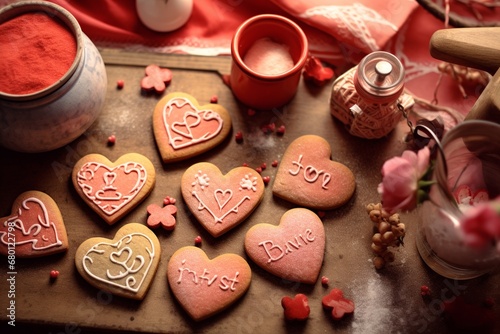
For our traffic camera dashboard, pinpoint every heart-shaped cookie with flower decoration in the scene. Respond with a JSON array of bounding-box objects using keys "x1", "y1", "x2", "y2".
[
  {"x1": 167, "y1": 246, "x2": 252, "y2": 321},
  {"x1": 272, "y1": 135, "x2": 356, "y2": 210},
  {"x1": 244, "y1": 208, "x2": 325, "y2": 284},
  {"x1": 0, "y1": 190, "x2": 68, "y2": 258},
  {"x1": 72, "y1": 153, "x2": 156, "y2": 225},
  {"x1": 153, "y1": 92, "x2": 232, "y2": 163},
  {"x1": 181, "y1": 162, "x2": 265, "y2": 237},
  {"x1": 75, "y1": 223, "x2": 161, "y2": 300}
]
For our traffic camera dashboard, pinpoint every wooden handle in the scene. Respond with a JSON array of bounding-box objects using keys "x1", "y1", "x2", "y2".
[{"x1": 430, "y1": 27, "x2": 500, "y2": 75}]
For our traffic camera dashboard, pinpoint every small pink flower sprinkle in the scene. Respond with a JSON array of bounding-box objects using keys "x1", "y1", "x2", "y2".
[
  {"x1": 210, "y1": 95, "x2": 218, "y2": 103},
  {"x1": 235, "y1": 131, "x2": 243, "y2": 143},
  {"x1": 321, "y1": 276, "x2": 329, "y2": 287},
  {"x1": 247, "y1": 108, "x2": 256, "y2": 116},
  {"x1": 163, "y1": 196, "x2": 176, "y2": 205},
  {"x1": 262, "y1": 176, "x2": 271, "y2": 185},
  {"x1": 272, "y1": 160, "x2": 279, "y2": 167},
  {"x1": 116, "y1": 80, "x2": 124, "y2": 89},
  {"x1": 276, "y1": 125, "x2": 286, "y2": 135},
  {"x1": 50, "y1": 270, "x2": 59, "y2": 280},
  {"x1": 107, "y1": 135, "x2": 116, "y2": 146},
  {"x1": 194, "y1": 236, "x2": 202, "y2": 246}
]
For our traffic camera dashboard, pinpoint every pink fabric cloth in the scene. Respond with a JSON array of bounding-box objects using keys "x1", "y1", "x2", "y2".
[{"x1": 2, "y1": 0, "x2": 499, "y2": 116}]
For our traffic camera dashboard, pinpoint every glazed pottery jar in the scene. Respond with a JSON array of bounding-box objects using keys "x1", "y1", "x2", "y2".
[
  {"x1": 416, "y1": 120, "x2": 500, "y2": 279},
  {"x1": 229, "y1": 14, "x2": 308, "y2": 110},
  {"x1": 0, "y1": 1, "x2": 107, "y2": 153}
]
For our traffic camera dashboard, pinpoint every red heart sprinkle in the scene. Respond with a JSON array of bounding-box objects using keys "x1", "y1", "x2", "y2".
[
  {"x1": 322, "y1": 288, "x2": 354, "y2": 320},
  {"x1": 281, "y1": 294, "x2": 310, "y2": 321},
  {"x1": 50, "y1": 270, "x2": 60, "y2": 279},
  {"x1": 302, "y1": 56, "x2": 334, "y2": 86},
  {"x1": 194, "y1": 235, "x2": 202, "y2": 246},
  {"x1": 147, "y1": 204, "x2": 177, "y2": 230},
  {"x1": 141, "y1": 64, "x2": 172, "y2": 94}
]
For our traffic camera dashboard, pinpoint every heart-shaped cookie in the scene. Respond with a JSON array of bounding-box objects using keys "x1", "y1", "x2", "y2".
[
  {"x1": 75, "y1": 223, "x2": 161, "y2": 300},
  {"x1": 0, "y1": 191, "x2": 68, "y2": 258},
  {"x1": 272, "y1": 135, "x2": 355, "y2": 210},
  {"x1": 153, "y1": 92, "x2": 232, "y2": 163},
  {"x1": 244, "y1": 208, "x2": 325, "y2": 284},
  {"x1": 167, "y1": 246, "x2": 252, "y2": 321},
  {"x1": 181, "y1": 162, "x2": 265, "y2": 237},
  {"x1": 72, "y1": 153, "x2": 156, "y2": 225}
]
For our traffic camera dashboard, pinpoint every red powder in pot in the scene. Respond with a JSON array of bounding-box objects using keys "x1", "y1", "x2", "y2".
[{"x1": 0, "y1": 12, "x2": 77, "y2": 95}]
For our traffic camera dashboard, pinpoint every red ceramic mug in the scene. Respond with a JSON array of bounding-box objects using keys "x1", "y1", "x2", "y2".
[{"x1": 229, "y1": 14, "x2": 308, "y2": 110}]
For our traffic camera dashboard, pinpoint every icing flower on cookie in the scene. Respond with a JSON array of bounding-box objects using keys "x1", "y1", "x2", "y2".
[{"x1": 377, "y1": 146, "x2": 431, "y2": 214}]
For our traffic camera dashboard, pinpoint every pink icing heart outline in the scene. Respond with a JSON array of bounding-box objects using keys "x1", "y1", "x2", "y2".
[
  {"x1": 163, "y1": 97, "x2": 223, "y2": 150},
  {"x1": 76, "y1": 161, "x2": 147, "y2": 216}
]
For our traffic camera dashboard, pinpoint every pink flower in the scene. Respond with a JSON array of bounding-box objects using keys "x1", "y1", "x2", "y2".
[
  {"x1": 461, "y1": 197, "x2": 500, "y2": 249},
  {"x1": 377, "y1": 147, "x2": 431, "y2": 214}
]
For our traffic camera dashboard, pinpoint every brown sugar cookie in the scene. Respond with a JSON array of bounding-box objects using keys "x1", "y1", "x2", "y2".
[
  {"x1": 0, "y1": 191, "x2": 68, "y2": 258},
  {"x1": 244, "y1": 208, "x2": 325, "y2": 284},
  {"x1": 272, "y1": 135, "x2": 356, "y2": 210},
  {"x1": 72, "y1": 153, "x2": 156, "y2": 225},
  {"x1": 152, "y1": 92, "x2": 232, "y2": 163},
  {"x1": 75, "y1": 223, "x2": 161, "y2": 300},
  {"x1": 167, "y1": 246, "x2": 252, "y2": 321},
  {"x1": 181, "y1": 162, "x2": 265, "y2": 237}
]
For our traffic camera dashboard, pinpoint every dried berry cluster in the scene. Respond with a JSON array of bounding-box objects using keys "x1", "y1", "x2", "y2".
[{"x1": 366, "y1": 203, "x2": 406, "y2": 269}]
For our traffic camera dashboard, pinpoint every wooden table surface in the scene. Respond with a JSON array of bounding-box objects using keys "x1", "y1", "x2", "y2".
[{"x1": 1, "y1": 49, "x2": 498, "y2": 334}]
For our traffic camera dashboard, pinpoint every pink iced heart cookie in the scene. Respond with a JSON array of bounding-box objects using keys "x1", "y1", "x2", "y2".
[
  {"x1": 0, "y1": 191, "x2": 68, "y2": 258},
  {"x1": 244, "y1": 208, "x2": 325, "y2": 284},
  {"x1": 75, "y1": 223, "x2": 161, "y2": 300},
  {"x1": 153, "y1": 92, "x2": 232, "y2": 163},
  {"x1": 72, "y1": 153, "x2": 156, "y2": 225},
  {"x1": 167, "y1": 246, "x2": 252, "y2": 321},
  {"x1": 272, "y1": 135, "x2": 355, "y2": 210},
  {"x1": 181, "y1": 162, "x2": 265, "y2": 237}
]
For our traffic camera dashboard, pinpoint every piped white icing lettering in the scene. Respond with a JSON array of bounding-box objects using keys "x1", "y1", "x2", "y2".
[
  {"x1": 163, "y1": 97, "x2": 223, "y2": 150},
  {"x1": 258, "y1": 228, "x2": 315, "y2": 263},
  {"x1": 288, "y1": 154, "x2": 331, "y2": 189},
  {"x1": 77, "y1": 162, "x2": 147, "y2": 216},
  {"x1": 177, "y1": 259, "x2": 239, "y2": 291},
  {"x1": 82, "y1": 232, "x2": 155, "y2": 293},
  {"x1": 0, "y1": 197, "x2": 63, "y2": 251}
]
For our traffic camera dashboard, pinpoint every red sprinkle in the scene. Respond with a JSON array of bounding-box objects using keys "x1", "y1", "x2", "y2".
[
  {"x1": 107, "y1": 134, "x2": 116, "y2": 146},
  {"x1": 194, "y1": 236, "x2": 202, "y2": 246},
  {"x1": 210, "y1": 95, "x2": 218, "y2": 103},
  {"x1": 272, "y1": 160, "x2": 279, "y2": 167},
  {"x1": 247, "y1": 108, "x2": 256, "y2": 116},
  {"x1": 235, "y1": 131, "x2": 243, "y2": 143},
  {"x1": 242, "y1": 162, "x2": 249, "y2": 167},
  {"x1": 317, "y1": 211, "x2": 326, "y2": 218},
  {"x1": 276, "y1": 125, "x2": 286, "y2": 135},
  {"x1": 420, "y1": 285, "x2": 431, "y2": 296},
  {"x1": 163, "y1": 196, "x2": 176, "y2": 205},
  {"x1": 262, "y1": 123, "x2": 276, "y2": 134},
  {"x1": 260, "y1": 162, "x2": 267, "y2": 170},
  {"x1": 262, "y1": 176, "x2": 271, "y2": 185},
  {"x1": 116, "y1": 80, "x2": 124, "y2": 89},
  {"x1": 321, "y1": 276, "x2": 329, "y2": 287},
  {"x1": 50, "y1": 270, "x2": 59, "y2": 280},
  {"x1": 255, "y1": 167, "x2": 262, "y2": 174}
]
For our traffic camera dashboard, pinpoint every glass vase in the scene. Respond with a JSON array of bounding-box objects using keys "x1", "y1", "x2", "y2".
[{"x1": 416, "y1": 120, "x2": 500, "y2": 279}]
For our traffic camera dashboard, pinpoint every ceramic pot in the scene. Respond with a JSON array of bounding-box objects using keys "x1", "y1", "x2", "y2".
[
  {"x1": 416, "y1": 120, "x2": 500, "y2": 279},
  {"x1": 136, "y1": 0, "x2": 193, "y2": 32},
  {"x1": 0, "y1": 1, "x2": 107, "y2": 153},
  {"x1": 229, "y1": 14, "x2": 308, "y2": 110}
]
